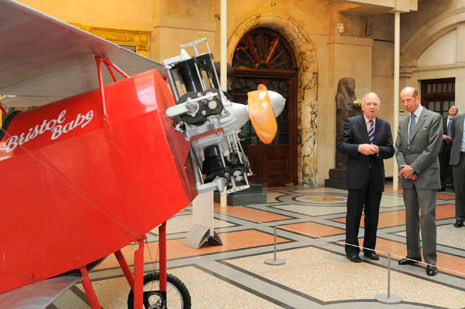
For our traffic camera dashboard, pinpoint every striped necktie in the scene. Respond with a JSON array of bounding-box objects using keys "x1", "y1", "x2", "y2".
[{"x1": 368, "y1": 120, "x2": 375, "y2": 144}]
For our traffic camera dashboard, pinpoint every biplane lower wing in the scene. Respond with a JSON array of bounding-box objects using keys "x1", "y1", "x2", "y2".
[
  {"x1": 0, "y1": 271, "x2": 82, "y2": 308},
  {"x1": 0, "y1": 259, "x2": 106, "y2": 309}
]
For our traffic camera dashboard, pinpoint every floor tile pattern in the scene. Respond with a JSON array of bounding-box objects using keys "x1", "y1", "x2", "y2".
[{"x1": 49, "y1": 185, "x2": 465, "y2": 308}]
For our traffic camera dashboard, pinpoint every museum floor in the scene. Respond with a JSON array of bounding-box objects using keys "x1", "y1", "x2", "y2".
[{"x1": 50, "y1": 185, "x2": 465, "y2": 308}]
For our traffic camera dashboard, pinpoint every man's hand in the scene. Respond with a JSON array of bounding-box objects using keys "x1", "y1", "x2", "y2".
[
  {"x1": 403, "y1": 173, "x2": 417, "y2": 180},
  {"x1": 443, "y1": 134, "x2": 452, "y2": 141},
  {"x1": 358, "y1": 144, "x2": 378, "y2": 155},
  {"x1": 370, "y1": 144, "x2": 379, "y2": 154},
  {"x1": 399, "y1": 165, "x2": 417, "y2": 180}
]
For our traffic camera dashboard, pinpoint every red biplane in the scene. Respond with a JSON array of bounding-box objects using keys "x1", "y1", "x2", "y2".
[{"x1": 0, "y1": 1, "x2": 285, "y2": 308}]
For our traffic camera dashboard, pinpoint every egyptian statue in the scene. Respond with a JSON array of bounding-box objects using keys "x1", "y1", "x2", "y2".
[{"x1": 335, "y1": 77, "x2": 361, "y2": 170}]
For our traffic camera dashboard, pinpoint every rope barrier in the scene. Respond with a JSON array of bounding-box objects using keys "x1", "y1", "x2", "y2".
[
  {"x1": 259, "y1": 222, "x2": 465, "y2": 279},
  {"x1": 267, "y1": 223, "x2": 465, "y2": 303}
]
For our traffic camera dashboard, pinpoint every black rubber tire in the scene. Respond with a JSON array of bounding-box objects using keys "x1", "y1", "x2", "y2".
[{"x1": 127, "y1": 272, "x2": 191, "y2": 309}]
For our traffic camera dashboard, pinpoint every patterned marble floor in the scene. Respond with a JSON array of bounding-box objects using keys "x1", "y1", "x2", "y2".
[{"x1": 49, "y1": 185, "x2": 465, "y2": 308}]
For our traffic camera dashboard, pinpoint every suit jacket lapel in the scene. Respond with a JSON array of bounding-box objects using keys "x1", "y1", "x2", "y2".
[
  {"x1": 359, "y1": 115, "x2": 370, "y2": 142},
  {"x1": 410, "y1": 109, "x2": 427, "y2": 142},
  {"x1": 373, "y1": 117, "x2": 381, "y2": 143},
  {"x1": 402, "y1": 117, "x2": 410, "y2": 144}
]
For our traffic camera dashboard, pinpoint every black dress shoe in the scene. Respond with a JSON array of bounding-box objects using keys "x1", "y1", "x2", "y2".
[
  {"x1": 347, "y1": 254, "x2": 361, "y2": 263},
  {"x1": 454, "y1": 219, "x2": 464, "y2": 228},
  {"x1": 398, "y1": 257, "x2": 421, "y2": 265},
  {"x1": 426, "y1": 265, "x2": 438, "y2": 276},
  {"x1": 364, "y1": 251, "x2": 380, "y2": 260}
]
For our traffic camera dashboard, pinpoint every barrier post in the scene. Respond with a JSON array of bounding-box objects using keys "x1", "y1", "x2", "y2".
[
  {"x1": 265, "y1": 225, "x2": 286, "y2": 266},
  {"x1": 376, "y1": 252, "x2": 402, "y2": 303}
]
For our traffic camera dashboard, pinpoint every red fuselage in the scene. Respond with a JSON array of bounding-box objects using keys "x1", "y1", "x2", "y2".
[{"x1": 0, "y1": 69, "x2": 195, "y2": 293}]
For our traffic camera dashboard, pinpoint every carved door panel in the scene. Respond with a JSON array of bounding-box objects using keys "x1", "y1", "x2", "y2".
[{"x1": 231, "y1": 28, "x2": 298, "y2": 186}]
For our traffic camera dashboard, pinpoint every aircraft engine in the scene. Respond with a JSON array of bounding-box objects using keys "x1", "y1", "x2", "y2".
[{"x1": 163, "y1": 38, "x2": 285, "y2": 195}]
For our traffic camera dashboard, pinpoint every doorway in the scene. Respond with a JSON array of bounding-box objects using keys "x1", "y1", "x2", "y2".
[
  {"x1": 231, "y1": 27, "x2": 298, "y2": 186},
  {"x1": 421, "y1": 78, "x2": 455, "y2": 116}
]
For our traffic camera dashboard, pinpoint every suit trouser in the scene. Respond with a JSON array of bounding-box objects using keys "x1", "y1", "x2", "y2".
[
  {"x1": 452, "y1": 152, "x2": 465, "y2": 220},
  {"x1": 403, "y1": 186, "x2": 437, "y2": 265},
  {"x1": 439, "y1": 142, "x2": 452, "y2": 187},
  {"x1": 345, "y1": 176, "x2": 382, "y2": 255}
]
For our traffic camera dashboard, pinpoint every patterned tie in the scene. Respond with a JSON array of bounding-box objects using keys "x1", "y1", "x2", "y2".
[
  {"x1": 368, "y1": 120, "x2": 375, "y2": 144},
  {"x1": 409, "y1": 114, "x2": 416, "y2": 142},
  {"x1": 447, "y1": 118, "x2": 452, "y2": 136}
]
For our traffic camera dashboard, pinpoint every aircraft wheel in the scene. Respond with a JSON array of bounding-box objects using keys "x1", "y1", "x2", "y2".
[{"x1": 127, "y1": 272, "x2": 191, "y2": 309}]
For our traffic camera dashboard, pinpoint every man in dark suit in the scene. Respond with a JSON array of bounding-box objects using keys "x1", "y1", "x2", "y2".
[
  {"x1": 396, "y1": 87, "x2": 443, "y2": 276},
  {"x1": 337, "y1": 92, "x2": 395, "y2": 263},
  {"x1": 449, "y1": 112, "x2": 465, "y2": 228},
  {"x1": 439, "y1": 106, "x2": 458, "y2": 191}
]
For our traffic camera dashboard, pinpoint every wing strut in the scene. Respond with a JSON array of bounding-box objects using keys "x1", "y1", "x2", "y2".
[
  {"x1": 79, "y1": 266, "x2": 100, "y2": 309},
  {"x1": 113, "y1": 223, "x2": 168, "y2": 309},
  {"x1": 103, "y1": 56, "x2": 130, "y2": 80},
  {"x1": 94, "y1": 55, "x2": 130, "y2": 122},
  {"x1": 75, "y1": 222, "x2": 168, "y2": 309},
  {"x1": 94, "y1": 56, "x2": 108, "y2": 122}
]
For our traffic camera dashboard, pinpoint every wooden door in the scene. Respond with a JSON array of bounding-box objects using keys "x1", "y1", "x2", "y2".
[{"x1": 231, "y1": 28, "x2": 298, "y2": 186}]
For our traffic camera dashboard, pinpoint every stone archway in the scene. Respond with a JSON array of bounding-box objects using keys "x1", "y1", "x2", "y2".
[
  {"x1": 228, "y1": 13, "x2": 318, "y2": 186},
  {"x1": 401, "y1": 7, "x2": 465, "y2": 68}
]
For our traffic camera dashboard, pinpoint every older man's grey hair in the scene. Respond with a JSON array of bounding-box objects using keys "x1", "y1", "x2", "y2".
[{"x1": 362, "y1": 92, "x2": 381, "y2": 105}]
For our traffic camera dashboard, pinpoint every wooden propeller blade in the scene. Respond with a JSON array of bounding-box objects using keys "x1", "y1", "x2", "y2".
[{"x1": 247, "y1": 84, "x2": 277, "y2": 144}]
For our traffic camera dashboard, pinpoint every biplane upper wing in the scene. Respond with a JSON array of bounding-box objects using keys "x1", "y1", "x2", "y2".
[{"x1": 0, "y1": 0, "x2": 165, "y2": 107}]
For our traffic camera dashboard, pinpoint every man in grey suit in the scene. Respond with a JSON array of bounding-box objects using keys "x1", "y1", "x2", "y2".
[
  {"x1": 396, "y1": 87, "x2": 443, "y2": 276},
  {"x1": 449, "y1": 112, "x2": 465, "y2": 228}
]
